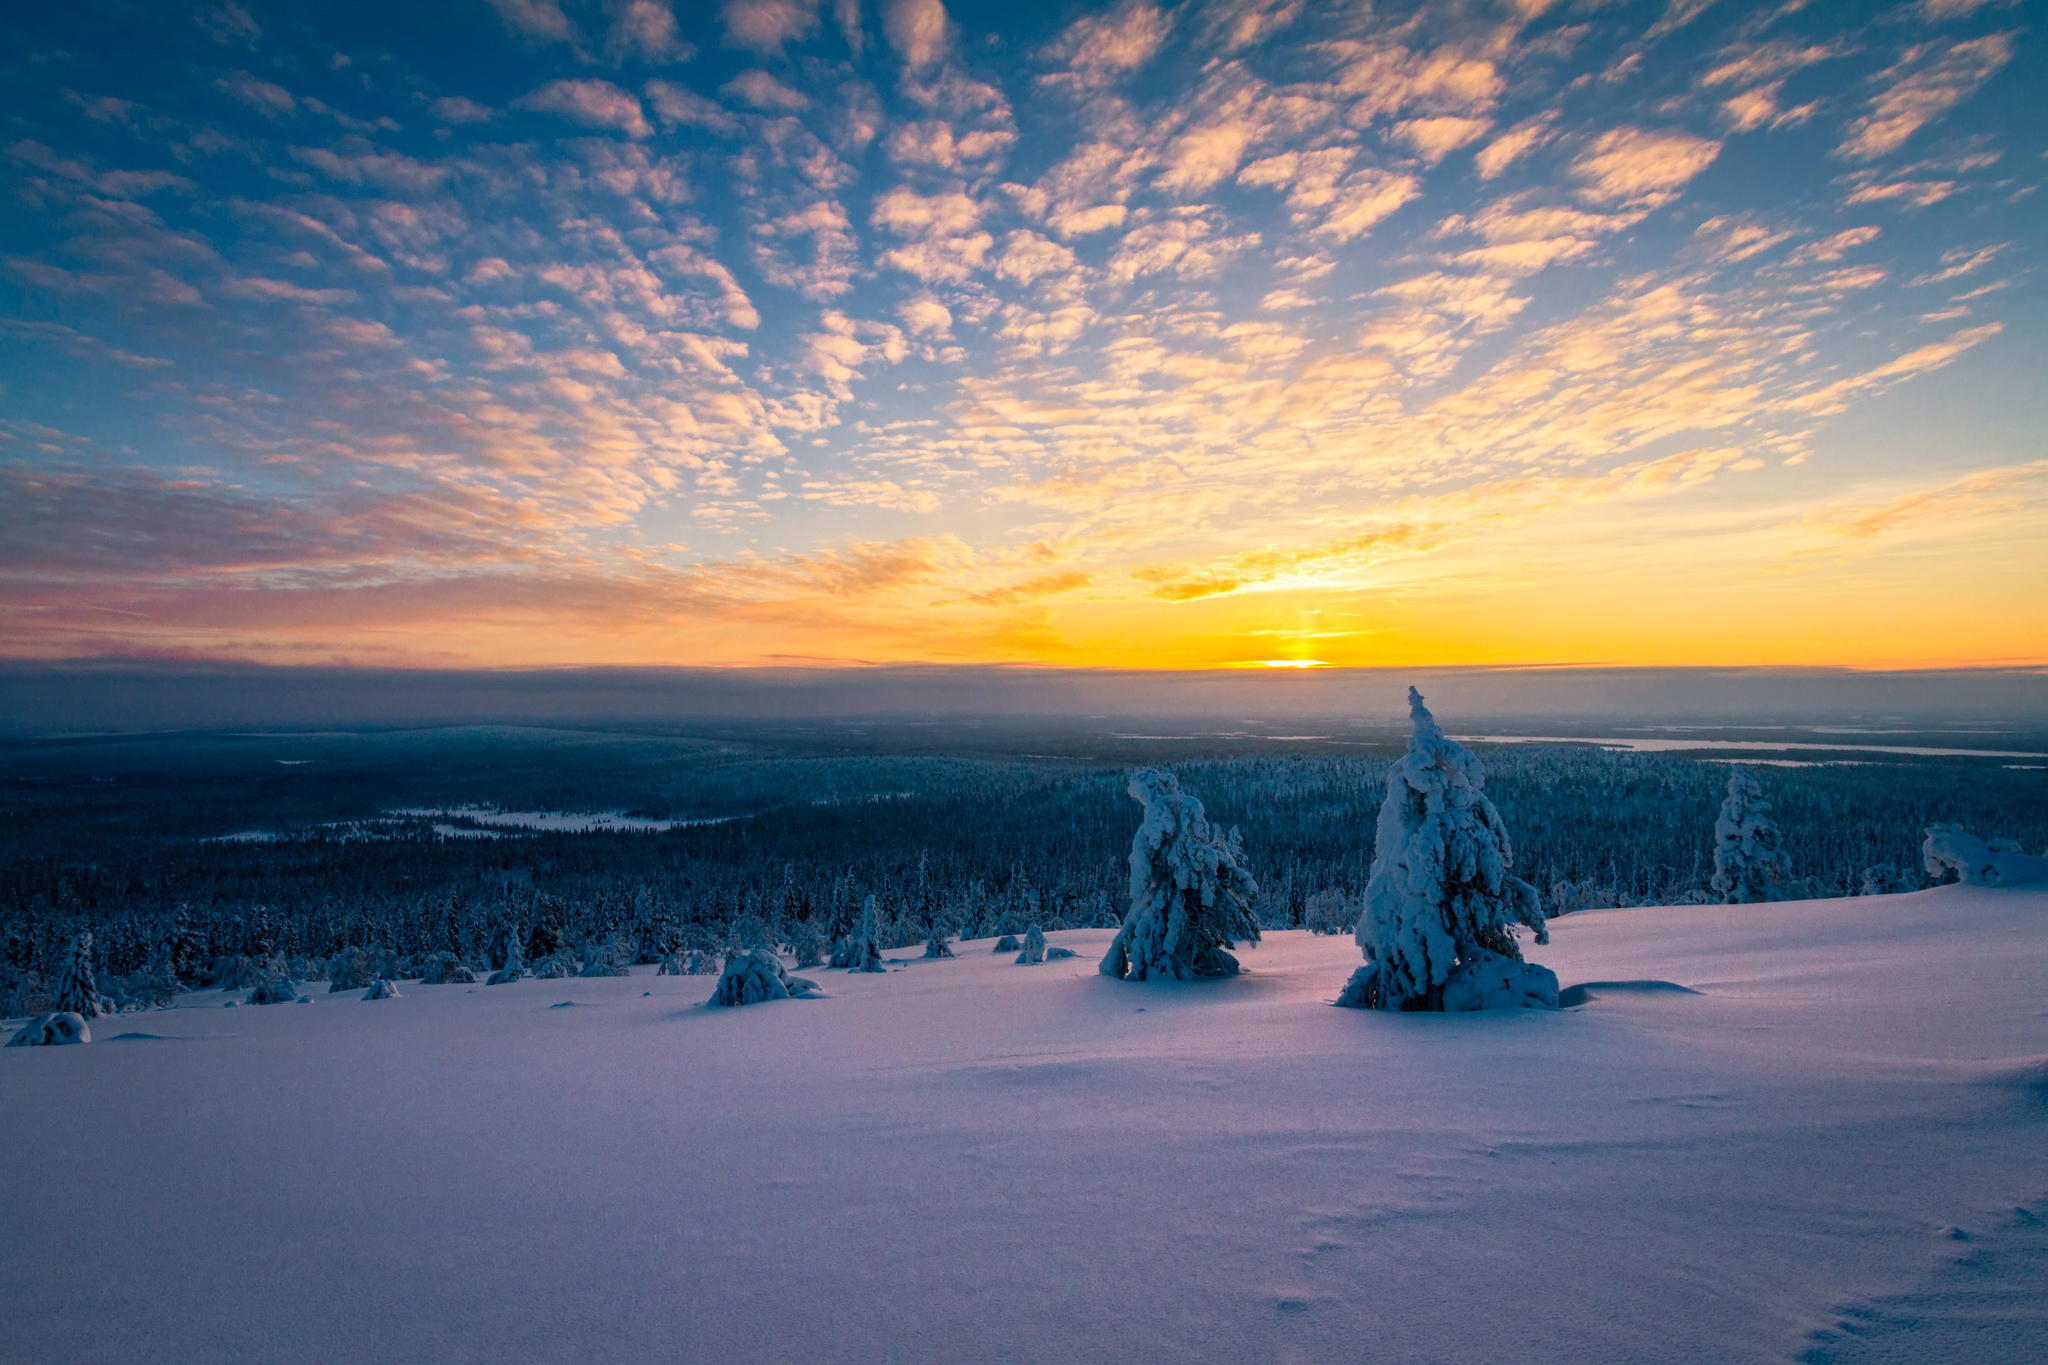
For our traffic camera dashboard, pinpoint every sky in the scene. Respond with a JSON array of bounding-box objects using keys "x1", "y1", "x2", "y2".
[{"x1": 1, "y1": 0, "x2": 2042, "y2": 675}]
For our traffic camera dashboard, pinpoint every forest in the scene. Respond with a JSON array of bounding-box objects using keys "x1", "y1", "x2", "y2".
[{"x1": 2, "y1": 718, "x2": 2043, "y2": 1017}]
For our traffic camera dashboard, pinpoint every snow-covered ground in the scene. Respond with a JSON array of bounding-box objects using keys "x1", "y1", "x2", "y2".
[{"x1": 4, "y1": 887, "x2": 2044, "y2": 1364}]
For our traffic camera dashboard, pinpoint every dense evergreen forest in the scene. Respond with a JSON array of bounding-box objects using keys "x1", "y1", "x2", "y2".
[{"x1": 3, "y1": 719, "x2": 2043, "y2": 1016}]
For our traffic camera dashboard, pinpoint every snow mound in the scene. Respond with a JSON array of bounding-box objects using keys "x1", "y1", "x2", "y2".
[
  {"x1": 1439, "y1": 951, "x2": 1559, "y2": 1012},
  {"x1": 6, "y1": 1012, "x2": 90, "y2": 1047},
  {"x1": 1557, "y1": 980, "x2": 1703, "y2": 1007}
]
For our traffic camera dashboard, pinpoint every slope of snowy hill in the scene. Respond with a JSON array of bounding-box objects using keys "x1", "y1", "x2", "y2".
[{"x1": 4, "y1": 886, "x2": 2045, "y2": 1364}]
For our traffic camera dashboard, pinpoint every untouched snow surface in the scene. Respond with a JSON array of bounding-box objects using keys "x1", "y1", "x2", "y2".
[{"x1": 3, "y1": 886, "x2": 2045, "y2": 1363}]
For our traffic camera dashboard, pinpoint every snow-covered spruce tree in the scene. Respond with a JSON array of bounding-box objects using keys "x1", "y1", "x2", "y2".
[
  {"x1": 1335, "y1": 688, "x2": 1554, "y2": 1012},
  {"x1": 1015, "y1": 924, "x2": 1047, "y2": 965},
  {"x1": 921, "y1": 920, "x2": 956, "y2": 959},
  {"x1": 165, "y1": 904, "x2": 203, "y2": 984},
  {"x1": 486, "y1": 921, "x2": 526, "y2": 985},
  {"x1": 1709, "y1": 766, "x2": 1791, "y2": 904},
  {"x1": 830, "y1": 895, "x2": 885, "y2": 972},
  {"x1": 789, "y1": 919, "x2": 825, "y2": 970},
  {"x1": 1099, "y1": 769, "x2": 1261, "y2": 983},
  {"x1": 707, "y1": 948, "x2": 821, "y2": 1007},
  {"x1": 51, "y1": 930, "x2": 108, "y2": 1020},
  {"x1": 993, "y1": 934, "x2": 1021, "y2": 953},
  {"x1": 362, "y1": 978, "x2": 401, "y2": 1000}
]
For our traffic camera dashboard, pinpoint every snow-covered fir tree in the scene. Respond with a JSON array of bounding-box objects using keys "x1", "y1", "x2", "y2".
[
  {"x1": 789, "y1": 919, "x2": 825, "y2": 970},
  {"x1": 248, "y1": 975, "x2": 299, "y2": 1005},
  {"x1": 1015, "y1": 924, "x2": 1046, "y2": 965},
  {"x1": 830, "y1": 894, "x2": 885, "y2": 972},
  {"x1": 486, "y1": 920, "x2": 526, "y2": 985},
  {"x1": 1099, "y1": 769, "x2": 1261, "y2": 982},
  {"x1": 1335, "y1": 688, "x2": 1553, "y2": 1012},
  {"x1": 51, "y1": 930, "x2": 108, "y2": 1019},
  {"x1": 1709, "y1": 766, "x2": 1791, "y2": 904},
  {"x1": 362, "y1": 978, "x2": 400, "y2": 1000},
  {"x1": 707, "y1": 948, "x2": 821, "y2": 1007},
  {"x1": 922, "y1": 921, "x2": 955, "y2": 958},
  {"x1": 165, "y1": 903, "x2": 203, "y2": 983}
]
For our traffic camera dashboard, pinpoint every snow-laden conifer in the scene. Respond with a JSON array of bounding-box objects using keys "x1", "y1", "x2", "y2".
[
  {"x1": 51, "y1": 930, "x2": 108, "y2": 1019},
  {"x1": 1709, "y1": 766, "x2": 1790, "y2": 904},
  {"x1": 1336, "y1": 688, "x2": 1552, "y2": 1012},
  {"x1": 789, "y1": 919, "x2": 825, "y2": 970},
  {"x1": 707, "y1": 948, "x2": 822, "y2": 1007},
  {"x1": 1099, "y1": 769, "x2": 1261, "y2": 982},
  {"x1": 486, "y1": 920, "x2": 526, "y2": 985},
  {"x1": 1015, "y1": 924, "x2": 1047, "y2": 965},
  {"x1": 362, "y1": 978, "x2": 400, "y2": 1000},
  {"x1": 248, "y1": 975, "x2": 300, "y2": 1005},
  {"x1": 830, "y1": 895, "x2": 885, "y2": 972}
]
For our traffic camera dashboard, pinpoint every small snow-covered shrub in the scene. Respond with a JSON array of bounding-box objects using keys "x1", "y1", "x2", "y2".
[
  {"x1": 577, "y1": 939, "x2": 629, "y2": 978},
  {"x1": 7, "y1": 1012, "x2": 90, "y2": 1047},
  {"x1": 1044, "y1": 946, "x2": 1077, "y2": 960},
  {"x1": 418, "y1": 952, "x2": 477, "y2": 985},
  {"x1": 362, "y1": 978, "x2": 400, "y2": 1000},
  {"x1": 1015, "y1": 925, "x2": 1046, "y2": 965},
  {"x1": 685, "y1": 950, "x2": 721, "y2": 976},
  {"x1": 1438, "y1": 951, "x2": 1559, "y2": 1012},
  {"x1": 530, "y1": 950, "x2": 578, "y2": 980},
  {"x1": 248, "y1": 977, "x2": 300, "y2": 1005},
  {"x1": 326, "y1": 947, "x2": 373, "y2": 993},
  {"x1": 1923, "y1": 823, "x2": 2048, "y2": 887},
  {"x1": 993, "y1": 935, "x2": 1021, "y2": 953},
  {"x1": 207, "y1": 954, "x2": 265, "y2": 992},
  {"x1": 108, "y1": 967, "x2": 180, "y2": 1012},
  {"x1": 922, "y1": 927, "x2": 955, "y2": 959},
  {"x1": 655, "y1": 953, "x2": 686, "y2": 977},
  {"x1": 1303, "y1": 889, "x2": 1357, "y2": 935},
  {"x1": 707, "y1": 948, "x2": 821, "y2": 1007},
  {"x1": 1100, "y1": 769, "x2": 1261, "y2": 983}
]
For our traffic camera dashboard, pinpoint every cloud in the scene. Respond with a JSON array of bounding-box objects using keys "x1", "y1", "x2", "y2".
[
  {"x1": 1038, "y1": 0, "x2": 1174, "y2": 88},
  {"x1": 1569, "y1": 126, "x2": 1721, "y2": 203},
  {"x1": 884, "y1": 0, "x2": 951, "y2": 68},
  {"x1": 606, "y1": 0, "x2": 691, "y2": 63},
  {"x1": 515, "y1": 79, "x2": 652, "y2": 137},
  {"x1": 720, "y1": 0, "x2": 821, "y2": 54},
  {"x1": 721, "y1": 69, "x2": 811, "y2": 111},
  {"x1": 898, "y1": 294, "x2": 953, "y2": 337},
  {"x1": 1812, "y1": 459, "x2": 2048, "y2": 543},
  {"x1": 486, "y1": 0, "x2": 583, "y2": 46},
  {"x1": 1838, "y1": 35, "x2": 2013, "y2": 160},
  {"x1": 1393, "y1": 116, "x2": 1490, "y2": 165}
]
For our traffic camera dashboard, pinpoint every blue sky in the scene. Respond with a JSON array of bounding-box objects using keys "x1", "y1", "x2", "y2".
[{"x1": 0, "y1": 0, "x2": 2041, "y2": 669}]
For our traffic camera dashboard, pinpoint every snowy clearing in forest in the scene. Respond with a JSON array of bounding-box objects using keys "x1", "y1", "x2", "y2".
[
  {"x1": 3, "y1": 886, "x2": 2045, "y2": 1363},
  {"x1": 388, "y1": 806, "x2": 738, "y2": 833}
]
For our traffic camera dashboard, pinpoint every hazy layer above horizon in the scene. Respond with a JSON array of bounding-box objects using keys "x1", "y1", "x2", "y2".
[{"x1": 1, "y1": 661, "x2": 2042, "y2": 736}]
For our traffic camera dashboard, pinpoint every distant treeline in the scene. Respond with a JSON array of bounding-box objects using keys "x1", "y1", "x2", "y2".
[{"x1": 1, "y1": 729, "x2": 2042, "y2": 1015}]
